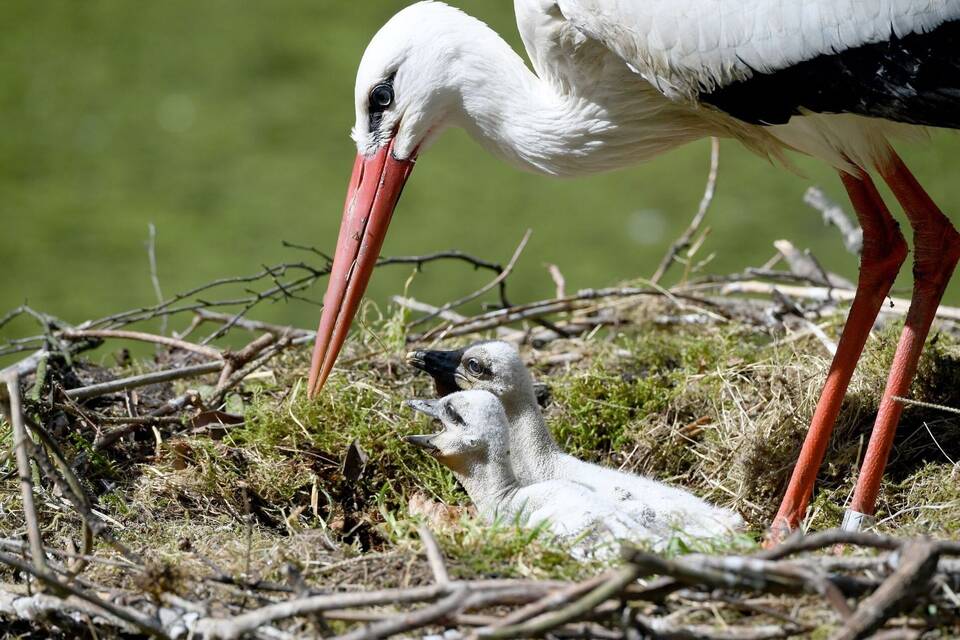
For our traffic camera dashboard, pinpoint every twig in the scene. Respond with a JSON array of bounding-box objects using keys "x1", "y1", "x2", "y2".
[
  {"x1": 59, "y1": 329, "x2": 222, "y2": 360},
  {"x1": 412, "y1": 285, "x2": 724, "y2": 342},
  {"x1": 192, "y1": 584, "x2": 452, "y2": 638},
  {"x1": 477, "y1": 565, "x2": 641, "y2": 639},
  {"x1": 65, "y1": 361, "x2": 223, "y2": 401},
  {"x1": 758, "y1": 529, "x2": 903, "y2": 561},
  {"x1": 892, "y1": 395, "x2": 960, "y2": 416},
  {"x1": 330, "y1": 586, "x2": 469, "y2": 640},
  {"x1": 632, "y1": 615, "x2": 807, "y2": 640},
  {"x1": 216, "y1": 332, "x2": 277, "y2": 391},
  {"x1": 804, "y1": 187, "x2": 863, "y2": 256},
  {"x1": 486, "y1": 570, "x2": 614, "y2": 630},
  {"x1": 193, "y1": 310, "x2": 312, "y2": 338},
  {"x1": 0, "y1": 552, "x2": 169, "y2": 639},
  {"x1": 772, "y1": 240, "x2": 853, "y2": 289},
  {"x1": 0, "y1": 538, "x2": 137, "y2": 570},
  {"x1": 418, "y1": 525, "x2": 449, "y2": 585},
  {"x1": 147, "y1": 223, "x2": 168, "y2": 336},
  {"x1": 546, "y1": 264, "x2": 567, "y2": 299},
  {"x1": 211, "y1": 335, "x2": 294, "y2": 407},
  {"x1": 92, "y1": 391, "x2": 200, "y2": 451},
  {"x1": 23, "y1": 417, "x2": 143, "y2": 565},
  {"x1": 391, "y1": 296, "x2": 524, "y2": 340},
  {"x1": 624, "y1": 549, "x2": 851, "y2": 616},
  {"x1": 651, "y1": 136, "x2": 720, "y2": 284},
  {"x1": 719, "y1": 281, "x2": 960, "y2": 321},
  {"x1": 831, "y1": 540, "x2": 940, "y2": 640},
  {"x1": 1, "y1": 372, "x2": 49, "y2": 575},
  {"x1": 407, "y1": 229, "x2": 532, "y2": 329}
]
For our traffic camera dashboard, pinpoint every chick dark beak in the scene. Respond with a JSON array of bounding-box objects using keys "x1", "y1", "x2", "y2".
[{"x1": 406, "y1": 348, "x2": 464, "y2": 397}]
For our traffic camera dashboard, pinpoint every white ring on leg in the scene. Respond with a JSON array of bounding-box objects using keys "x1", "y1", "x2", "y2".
[{"x1": 841, "y1": 509, "x2": 876, "y2": 532}]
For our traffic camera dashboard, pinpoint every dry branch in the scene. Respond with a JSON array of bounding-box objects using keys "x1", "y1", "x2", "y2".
[
  {"x1": 1, "y1": 372, "x2": 49, "y2": 575},
  {"x1": 0, "y1": 551, "x2": 169, "y2": 638},
  {"x1": 831, "y1": 540, "x2": 941, "y2": 640},
  {"x1": 59, "y1": 328, "x2": 222, "y2": 359},
  {"x1": 719, "y1": 281, "x2": 960, "y2": 321},
  {"x1": 652, "y1": 137, "x2": 720, "y2": 285},
  {"x1": 804, "y1": 186, "x2": 863, "y2": 256},
  {"x1": 407, "y1": 229, "x2": 532, "y2": 329},
  {"x1": 65, "y1": 361, "x2": 224, "y2": 401},
  {"x1": 418, "y1": 525, "x2": 450, "y2": 585}
]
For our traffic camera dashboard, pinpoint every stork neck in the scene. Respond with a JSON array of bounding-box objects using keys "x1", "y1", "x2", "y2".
[{"x1": 448, "y1": 32, "x2": 709, "y2": 176}]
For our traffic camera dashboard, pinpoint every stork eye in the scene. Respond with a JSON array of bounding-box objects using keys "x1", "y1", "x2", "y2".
[
  {"x1": 466, "y1": 358, "x2": 483, "y2": 376},
  {"x1": 369, "y1": 83, "x2": 394, "y2": 111}
]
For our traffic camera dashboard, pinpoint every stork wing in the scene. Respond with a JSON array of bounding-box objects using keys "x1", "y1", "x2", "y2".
[{"x1": 556, "y1": 0, "x2": 960, "y2": 126}]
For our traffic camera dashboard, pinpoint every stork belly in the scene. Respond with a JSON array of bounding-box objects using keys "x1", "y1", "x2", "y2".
[{"x1": 766, "y1": 112, "x2": 925, "y2": 172}]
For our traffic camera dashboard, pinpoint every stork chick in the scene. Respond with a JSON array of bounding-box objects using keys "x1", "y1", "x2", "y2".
[
  {"x1": 408, "y1": 341, "x2": 743, "y2": 540},
  {"x1": 405, "y1": 390, "x2": 653, "y2": 555}
]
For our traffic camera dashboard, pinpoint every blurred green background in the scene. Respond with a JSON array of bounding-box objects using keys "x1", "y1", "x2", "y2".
[{"x1": 3, "y1": 1, "x2": 960, "y2": 348}]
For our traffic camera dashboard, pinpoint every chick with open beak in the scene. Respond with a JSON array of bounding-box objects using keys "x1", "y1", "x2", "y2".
[{"x1": 404, "y1": 390, "x2": 655, "y2": 556}]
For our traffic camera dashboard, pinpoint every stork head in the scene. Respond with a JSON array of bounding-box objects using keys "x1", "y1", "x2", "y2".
[
  {"x1": 308, "y1": 2, "x2": 489, "y2": 396},
  {"x1": 404, "y1": 390, "x2": 509, "y2": 464},
  {"x1": 406, "y1": 341, "x2": 536, "y2": 414}
]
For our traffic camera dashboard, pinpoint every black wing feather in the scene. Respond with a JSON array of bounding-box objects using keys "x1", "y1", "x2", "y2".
[{"x1": 701, "y1": 20, "x2": 960, "y2": 129}]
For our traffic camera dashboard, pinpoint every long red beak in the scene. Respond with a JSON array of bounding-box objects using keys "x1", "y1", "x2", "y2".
[{"x1": 307, "y1": 139, "x2": 415, "y2": 397}]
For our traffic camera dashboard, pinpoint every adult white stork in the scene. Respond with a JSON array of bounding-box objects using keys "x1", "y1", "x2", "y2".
[{"x1": 307, "y1": 0, "x2": 960, "y2": 539}]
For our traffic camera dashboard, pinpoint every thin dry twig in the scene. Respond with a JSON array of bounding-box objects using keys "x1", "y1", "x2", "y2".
[
  {"x1": 408, "y1": 229, "x2": 532, "y2": 329},
  {"x1": 0, "y1": 551, "x2": 168, "y2": 638},
  {"x1": 651, "y1": 136, "x2": 720, "y2": 285},
  {"x1": 418, "y1": 525, "x2": 449, "y2": 585},
  {"x1": 330, "y1": 586, "x2": 470, "y2": 640},
  {"x1": 719, "y1": 281, "x2": 960, "y2": 321},
  {"x1": 1, "y1": 372, "x2": 49, "y2": 575},
  {"x1": 147, "y1": 223, "x2": 168, "y2": 336},
  {"x1": 892, "y1": 395, "x2": 960, "y2": 416},
  {"x1": 59, "y1": 329, "x2": 222, "y2": 359},
  {"x1": 831, "y1": 540, "x2": 940, "y2": 640},
  {"x1": 65, "y1": 361, "x2": 223, "y2": 401},
  {"x1": 804, "y1": 186, "x2": 863, "y2": 256}
]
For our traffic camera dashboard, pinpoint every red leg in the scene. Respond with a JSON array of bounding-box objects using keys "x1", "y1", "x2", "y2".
[
  {"x1": 843, "y1": 152, "x2": 960, "y2": 530},
  {"x1": 766, "y1": 170, "x2": 907, "y2": 544}
]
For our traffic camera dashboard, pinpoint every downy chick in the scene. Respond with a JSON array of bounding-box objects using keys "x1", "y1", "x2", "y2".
[
  {"x1": 405, "y1": 390, "x2": 654, "y2": 555},
  {"x1": 407, "y1": 341, "x2": 744, "y2": 541}
]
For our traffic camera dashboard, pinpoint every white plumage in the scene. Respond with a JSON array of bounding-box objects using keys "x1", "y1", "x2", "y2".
[
  {"x1": 407, "y1": 341, "x2": 744, "y2": 542},
  {"x1": 551, "y1": 0, "x2": 959, "y2": 98},
  {"x1": 348, "y1": 0, "x2": 956, "y2": 177},
  {"x1": 406, "y1": 390, "x2": 656, "y2": 558}
]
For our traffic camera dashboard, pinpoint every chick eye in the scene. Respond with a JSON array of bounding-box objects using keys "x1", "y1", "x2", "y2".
[
  {"x1": 466, "y1": 358, "x2": 483, "y2": 376},
  {"x1": 445, "y1": 404, "x2": 465, "y2": 426},
  {"x1": 369, "y1": 83, "x2": 394, "y2": 111}
]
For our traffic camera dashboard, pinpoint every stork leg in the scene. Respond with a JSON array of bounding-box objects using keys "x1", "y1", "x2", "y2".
[
  {"x1": 767, "y1": 169, "x2": 907, "y2": 543},
  {"x1": 842, "y1": 153, "x2": 960, "y2": 530}
]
